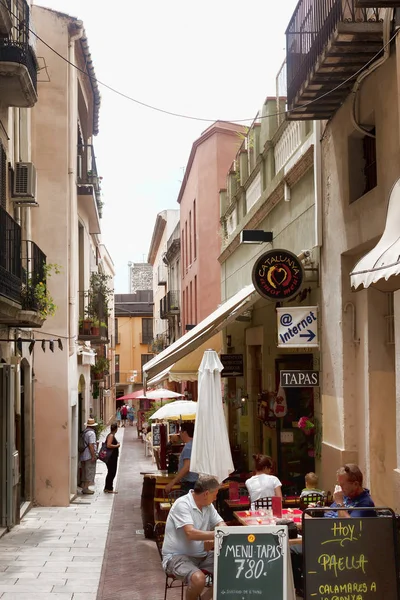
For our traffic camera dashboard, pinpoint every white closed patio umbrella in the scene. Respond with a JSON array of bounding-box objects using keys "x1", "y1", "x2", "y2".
[
  {"x1": 149, "y1": 400, "x2": 197, "y2": 421},
  {"x1": 190, "y1": 350, "x2": 234, "y2": 483}
]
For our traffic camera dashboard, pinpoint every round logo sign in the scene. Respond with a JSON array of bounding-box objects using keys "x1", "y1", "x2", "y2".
[{"x1": 252, "y1": 249, "x2": 304, "y2": 301}]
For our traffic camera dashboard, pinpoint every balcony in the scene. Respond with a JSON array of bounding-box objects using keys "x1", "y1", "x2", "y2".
[
  {"x1": 78, "y1": 291, "x2": 109, "y2": 344},
  {"x1": 357, "y1": 0, "x2": 400, "y2": 5},
  {"x1": 0, "y1": 0, "x2": 38, "y2": 107},
  {"x1": 77, "y1": 144, "x2": 102, "y2": 234},
  {"x1": 286, "y1": 0, "x2": 384, "y2": 120},
  {"x1": 0, "y1": 208, "x2": 47, "y2": 327},
  {"x1": 149, "y1": 333, "x2": 169, "y2": 354},
  {"x1": 160, "y1": 291, "x2": 180, "y2": 319}
]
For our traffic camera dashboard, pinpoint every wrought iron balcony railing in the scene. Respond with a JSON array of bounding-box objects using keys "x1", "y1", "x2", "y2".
[
  {"x1": 78, "y1": 290, "x2": 109, "y2": 343},
  {"x1": 286, "y1": 0, "x2": 384, "y2": 119},
  {"x1": 0, "y1": 205, "x2": 21, "y2": 303},
  {"x1": 77, "y1": 144, "x2": 102, "y2": 217},
  {"x1": 160, "y1": 290, "x2": 180, "y2": 319},
  {"x1": 21, "y1": 240, "x2": 47, "y2": 312}
]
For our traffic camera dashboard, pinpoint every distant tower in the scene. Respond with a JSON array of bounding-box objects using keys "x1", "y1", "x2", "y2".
[{"x1": 129, "y1": 262, "x2": 153, "y2": 292}]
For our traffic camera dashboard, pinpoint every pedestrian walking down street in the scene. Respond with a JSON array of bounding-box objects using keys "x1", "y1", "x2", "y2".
[
  {"x1": 104, "y1": 422, "x2": 120, "y2": 493},
  {"x1": 116, "y1": 407, "x2": 121, "y2": 427},
  {"x1": 121, "y1": 403, "x2": 128, "y2": 427},
  {"x1": 128, "y1": 404, "x2": 135, "y2": 426},
  {"x1": 79, "y1": 417, "x2": 98, "y2": 495}
]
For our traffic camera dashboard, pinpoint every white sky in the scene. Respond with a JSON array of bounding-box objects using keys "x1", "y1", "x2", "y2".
[{"x1": 34, "y1": 0, "x2": 298, "y2": 292}]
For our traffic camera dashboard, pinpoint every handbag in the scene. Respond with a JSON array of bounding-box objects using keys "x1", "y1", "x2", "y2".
[{"x1": 98, "y1": 441, "x2": 113, "y2": 464}]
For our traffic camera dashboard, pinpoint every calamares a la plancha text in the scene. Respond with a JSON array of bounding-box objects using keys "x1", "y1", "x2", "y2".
[{"x1": 225, "y1": 544, "x2": 281, "y2": 559}]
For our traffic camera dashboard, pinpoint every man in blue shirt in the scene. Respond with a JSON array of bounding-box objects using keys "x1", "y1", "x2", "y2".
[
  {"x1": 165, "y1": 423, "x2": 199, "y2": 494},
  {"x1": 291, "y1": 464, "x2": 375, "y2": 597}
]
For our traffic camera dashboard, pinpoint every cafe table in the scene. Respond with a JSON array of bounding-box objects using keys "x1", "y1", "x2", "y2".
[
  {"x1": 233, "y1": 508, "x2": 303, "y2": 527},
  {"x1": 233, "y1": 509, "x2": 303, "y2": 547}
]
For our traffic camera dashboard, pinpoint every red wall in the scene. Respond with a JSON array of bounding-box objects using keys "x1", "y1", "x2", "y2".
[{"x1": 180, "y1": 122, "x2": 245, "y2": 330}]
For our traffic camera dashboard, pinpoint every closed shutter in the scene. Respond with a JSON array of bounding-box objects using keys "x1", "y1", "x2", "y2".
[{"x1": 0, "y1": 144, "x2": 6, "y2": 210}]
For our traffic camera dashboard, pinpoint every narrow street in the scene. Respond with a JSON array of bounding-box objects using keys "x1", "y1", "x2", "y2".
[{"x1": 0, "y1": 426, "x2": 167, "y2": 599}]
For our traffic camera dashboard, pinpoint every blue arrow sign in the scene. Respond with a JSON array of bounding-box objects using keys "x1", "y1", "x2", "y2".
[{"x1": 299, "y1": 330, "x2": 316, "y2": 343}]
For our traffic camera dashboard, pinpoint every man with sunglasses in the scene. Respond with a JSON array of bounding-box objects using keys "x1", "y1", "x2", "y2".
[{"x1": 291, "y1": 464, "x2": 375, "y2": 597}]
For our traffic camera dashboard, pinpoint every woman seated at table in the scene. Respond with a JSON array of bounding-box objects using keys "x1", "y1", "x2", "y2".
[{"x1": 245, "y1": 454, "x2": 282, "y2": 509}]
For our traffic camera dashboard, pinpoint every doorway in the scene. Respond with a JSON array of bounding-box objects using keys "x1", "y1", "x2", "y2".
[{"x1": 275, "y1": 355, "x2": 315, "y2": 495}]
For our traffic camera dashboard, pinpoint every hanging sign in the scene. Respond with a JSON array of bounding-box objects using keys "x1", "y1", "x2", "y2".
[
  {"x1": 221, "y1": 354, "x2": 244, "y2": 377},
  {"x1": 213, "y1": 525, "x2": 294, "y2": 600},
  {"x1": 252, "y1": 249, "x2": 304, "y2": 301},
  {"x1": 280, "y1": 370, "x2": 320, "y2": 387},
  {"x1": 277, "y1": 306, "x2": 319, "y2": 348}
]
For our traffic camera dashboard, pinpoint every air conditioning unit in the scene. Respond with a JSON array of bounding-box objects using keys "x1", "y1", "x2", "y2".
[
  {"x1": 12, "y1": 162, "x2": 37, "y2": 202},
  {"x1": 128, "y1": 376, "x2": 135, "y2": 383}
]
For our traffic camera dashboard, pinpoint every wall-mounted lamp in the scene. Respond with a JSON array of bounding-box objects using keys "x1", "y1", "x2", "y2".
[{"x1": 240, "y1": 230, "x2": 273, "y2": 245}]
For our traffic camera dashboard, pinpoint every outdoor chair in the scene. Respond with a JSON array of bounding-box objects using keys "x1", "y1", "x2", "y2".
[
  {"x1": 154, "y1": 521, "x2": 212, "y2": 600},
  {"x1": 299, "y1": 492, "x2": 325, "y2": 510},
  {"x1": 254, "y1": 496, "x2": 273, "y2": 510},
  {"x1": 154, "y1": 522, "x2": 185, "y2": 600}
]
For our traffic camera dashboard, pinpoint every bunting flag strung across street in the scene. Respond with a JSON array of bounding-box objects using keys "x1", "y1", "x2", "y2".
[{"x1": 0, "y1": 338, "x2": 65, "y2": 354}]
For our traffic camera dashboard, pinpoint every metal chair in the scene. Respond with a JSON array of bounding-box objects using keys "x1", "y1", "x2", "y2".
[
  {"x1": 154, "y1": 522, "x2": 185, "y2": 600},
  {"x1": 300, "y1": 492, "x2": 325, "y2": 513},
  {"x1": 254, "y1": 496, "x2": 273, "y2": 510}
]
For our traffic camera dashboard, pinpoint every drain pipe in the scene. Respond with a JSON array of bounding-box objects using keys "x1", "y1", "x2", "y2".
[
  {"x1": 351, "y1": 8, "x2": 394, "y2": 138},
  {"x1": 68, "y1": 21, "x2": 83, "y2": 356}
]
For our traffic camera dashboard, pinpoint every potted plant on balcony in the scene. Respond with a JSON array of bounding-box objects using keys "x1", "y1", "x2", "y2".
[
  {"x1": 91, "y1": 356, "x2": 109, "y2": 381},
  {"x1": 21, "y1": 263, "x2": 61, "y2": 318}
]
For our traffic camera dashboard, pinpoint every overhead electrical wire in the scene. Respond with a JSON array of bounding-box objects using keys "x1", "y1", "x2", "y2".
[{"x1": 2, "y1": 1, "x2": 400, "y2": 123}]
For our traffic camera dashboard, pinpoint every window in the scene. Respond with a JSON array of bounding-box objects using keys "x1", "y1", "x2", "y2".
[
  {"x1": 115, "y1": 354, "x2": 120, "y2": 383},
  {"x1": 0, "y1": 142, "x2": 6, "y2": 210},
  {"x1": 189, "y1": 210, "x2": 192, "y2": 265},
  {"x1": 115, "y1": 318, "x2": 119, "y2": 344},
  {"x1": 363, "y1": 131, "x2": 377, "y2": 194},
  {"x1": 193, "y1": 199, "x2": 197, "y2": 259},
  {"x1": 185, "y1": 221, "x2": 188, "y2": 269},
  {"x1": 194, "y1": 275, "x2": 197, "y2": 324},
  {"x1": 348, "y1": 128, "x2": 377, "y2": 203},
  {"x1": 141, "y1": 354, "x2": 154, "y2": 372},
  {"x1": 181, "y1": 228, "x2": 185, "y2": 274},
  {"x1": 189, "y1": 280, "x2": 193, "y2": 325},
  {"x1": 182, "y1": 288, "x2": 186, "y2": 330},
  {"x1": 141, "y1": 318, "x2": 153, "y2": 344}
]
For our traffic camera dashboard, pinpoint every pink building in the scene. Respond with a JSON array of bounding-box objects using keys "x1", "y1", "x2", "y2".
[{"x1": 179, "y1": 121, "x2": 247, "y2": 331}]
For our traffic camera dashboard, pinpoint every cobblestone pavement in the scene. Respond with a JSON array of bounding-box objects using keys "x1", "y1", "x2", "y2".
[{"x1": 0, "y1": 425, "x2": 168, "y2": 599}]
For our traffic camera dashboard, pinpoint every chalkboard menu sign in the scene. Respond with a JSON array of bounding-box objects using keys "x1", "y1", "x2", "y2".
[
  {"x1": 303, "y1": 510, "x2": 399, "y2": 600},
  {"x1": 213, "y1": 525, "x2": 289, "y2": 599},
  {"x1": 151, "y1": 423, "x2": 161, "y2": 447}
]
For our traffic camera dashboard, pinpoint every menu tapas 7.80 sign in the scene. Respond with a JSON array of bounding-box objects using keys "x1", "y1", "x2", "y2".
[{"x1": 213, "y1": 525, "x2": 289, "y2": 599}]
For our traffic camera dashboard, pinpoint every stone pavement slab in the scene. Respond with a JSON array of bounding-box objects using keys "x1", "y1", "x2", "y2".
[{"x1": 0, "y1": 427, "x2": 126, "y2": 598}]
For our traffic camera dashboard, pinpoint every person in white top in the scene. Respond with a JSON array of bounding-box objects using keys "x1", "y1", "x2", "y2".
[{"x1": 245, "y1": 454, "x2": 282, "y2": 509}]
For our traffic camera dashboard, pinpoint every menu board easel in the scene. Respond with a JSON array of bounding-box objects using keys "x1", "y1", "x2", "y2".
[
  {"x1": 303, "y1": 507, "x2": 400, "y2": 600},
  {"x1": 213, "y1": 525, "x2": 295, "y2": 599}
]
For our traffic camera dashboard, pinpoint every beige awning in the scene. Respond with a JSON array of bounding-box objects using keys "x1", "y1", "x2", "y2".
[
  {"x1": 143, "y1": 284, "x2": 257, "y2": 381},
  {"x1": 351, "y1": 178, "x2": 400, "y2": 292},
  {"x1": 146, "y1": 334, "x2": 222, "y2": 385}
]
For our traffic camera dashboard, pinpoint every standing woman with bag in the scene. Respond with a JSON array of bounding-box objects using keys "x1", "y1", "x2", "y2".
[{"x1": 104, "y1": 423, "x2": 120, "y2": 494}]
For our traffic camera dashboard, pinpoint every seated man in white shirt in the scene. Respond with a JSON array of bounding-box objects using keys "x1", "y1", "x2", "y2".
[{"x1": 162, "y1": 475, "x2": 225, "y2": 600}]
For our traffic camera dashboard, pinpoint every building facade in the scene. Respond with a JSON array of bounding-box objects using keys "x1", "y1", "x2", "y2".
[
  {"x1": 31, "y1": 7, "x2": 113, "y2": 506},
  {"x1": 0, "y1": 0, "x2": 42, "y2": 527},
  {"x1": 284, "y1": 2, "x2": 399, "y2": 507},
  {"x1": 114, "y1": 291, "x2": 153, "y2": 397},
  {"x1": 129, "y1": 262, "x2": 152, "y2": 293},
  {"x1": 219, "y1": 96, "x2": 320, "y2": 486},
  {"x1": 178, "y1": 121, "x2": 247, "y2": 331},
  {"x1": 147, "y1": 210, "x2": 179, "y2": 354}
]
